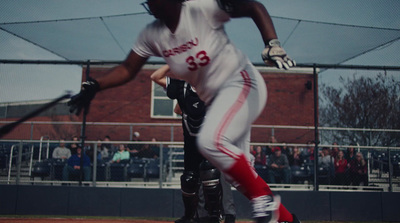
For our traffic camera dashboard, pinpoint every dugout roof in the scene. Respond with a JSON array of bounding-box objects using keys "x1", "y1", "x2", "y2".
[{"x1": 0, "y1": 0, "x2": 400, "y2": 66}]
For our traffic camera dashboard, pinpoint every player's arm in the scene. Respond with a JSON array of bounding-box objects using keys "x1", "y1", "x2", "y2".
[
  {"x1": 150, "y1": 65, "x2": 170, "y2": 88},
  {"x1": 218, "y1": 0, "x2": 295, "y2": 69},
  {"x1": 223, "y1": 0, "x2": 277, "y2": 44},
  {"x1": 174, "y1": 103, "x2": 182, "y2": 115},
  {"x1": 68, "y1": 50, "x2": 148, "y2": 115},
  {"x1": 97, "y1": 50, "x2": 148, "y2": 90}
]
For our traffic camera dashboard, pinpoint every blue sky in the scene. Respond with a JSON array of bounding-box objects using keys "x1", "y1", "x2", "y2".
[{"x1": 0, "y1": 0, "x2": 399, "y2": 103}]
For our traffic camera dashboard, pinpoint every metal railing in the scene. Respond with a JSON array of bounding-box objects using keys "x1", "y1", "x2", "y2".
[{"x1": 1, "y1": 138, "x2": 400, "y2": 192}]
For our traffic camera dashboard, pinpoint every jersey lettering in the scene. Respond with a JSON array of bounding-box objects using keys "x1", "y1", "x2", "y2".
[
  {"x1": 163, "y1": 38, "x2": 199, "y2": 57},
  {"x1": 186, "y1": 51, "x2": 211, "y2": 71}
]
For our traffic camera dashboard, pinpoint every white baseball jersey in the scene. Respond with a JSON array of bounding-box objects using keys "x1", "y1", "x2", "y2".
[{"x1": 133, "y1": 0, "x2": 250, "y2": 104}]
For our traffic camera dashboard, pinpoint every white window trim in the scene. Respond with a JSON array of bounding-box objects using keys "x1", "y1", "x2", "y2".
[{"x1": 150, "y1": 81, "x2": 180, "y2": 119}]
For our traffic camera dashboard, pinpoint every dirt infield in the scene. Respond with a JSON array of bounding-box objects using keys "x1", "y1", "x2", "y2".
[
  {"x1": 1, "y1": 218, "x2": 397, "y2": 223},
  {"x1": 0, "y1": 219, "x2": 170, "y2": 223},
  {"x1": 0, "y1": 218, "x2": 252, "y2": 223}
]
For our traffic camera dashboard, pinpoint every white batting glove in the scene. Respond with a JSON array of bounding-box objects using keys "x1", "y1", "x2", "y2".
[{"x1": 261, "y1": 39, "x2": 295, "y2": 70}]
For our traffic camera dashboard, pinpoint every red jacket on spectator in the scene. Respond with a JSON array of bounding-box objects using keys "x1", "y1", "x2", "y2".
[{"x1": 334, "y1": 158, "x2": 347, "y2": 174}]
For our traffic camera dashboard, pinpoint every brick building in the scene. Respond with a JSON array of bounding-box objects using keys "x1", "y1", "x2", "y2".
[{"x1": 1, "y1": 65, "x2": 316, "y2": 144}]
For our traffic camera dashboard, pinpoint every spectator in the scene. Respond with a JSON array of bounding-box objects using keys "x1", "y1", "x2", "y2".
[
  {"x1": 265, "y1": 135, "x2": 277, "y2": 156},
  {"x1": 85, "y1": 141, "x2": 102, "y2": 163},
  {"x1": 301, "y1": 141, "x2": 314, "y2": 163},
  {"x1": 52, "y1": 139, "x2": 71, "y2": 160},
  {"x1": 288, "y1": 146, "x2": 302, "y2": 167},
  {"x1": 348, "y1": 152, "x2": 368, "y2": 186},
  {"x1": 128, "y1": 131, "x2": 142, "y2": 155},
  {"x1": 249, "y1": 145, "x2": 256, "y2": 164},
  {"x1": 318, "y1": 147, "x2": 334, "y2": 179},
  {"x1": 69, "y1": 135, "x2": 79, "y2": 153},
  {"x1": 253, "y1": 145, "x2": 267, "y2": 166},
  {"x1": 97, "y1": 139, "x2": 109, "y2": 160},
  {"x1": 331, "y1": 142, "x2": 340, "y2": 159},
  {"x1": 267, "y1": 147, "x2": 291, "y2": 184},
  {"x1": 149, "y1": 137, "x2": 161, "y2": 156},
  {"x1": 345, "y1": 146, "x2": 356, "y2": 163},
  {"x1": 304, "y1": 141, "x2": 315, "y2": 161},
  {"x1": 111, "y1": 144, "x2": 130, "y2": 163},
  {"x1": 333, "y1": 150, "x2": 348, "y2": 185},
  {"x1": 100, "y1": 135, "x2": 113, "y2": 153},
  {"x1": 62, "y1": 145, "x2": 91, "y2": 181},
  {"x1": 318, "y1": 147, "x2": 334, "y2": 170},
  {"x1": 137, "y1": 144, "x2": 158, "y2": 159},
  {"x1": 281, "y1": 143, "x2": 291, "y2": 157}
]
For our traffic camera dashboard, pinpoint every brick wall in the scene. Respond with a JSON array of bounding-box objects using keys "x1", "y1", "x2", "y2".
[
  {"x1": 1, "y1": 67, "x2": 316, "y2": 144},
  {"x1": 85, "y1": 67, "x2": 316, "y2": 143}
]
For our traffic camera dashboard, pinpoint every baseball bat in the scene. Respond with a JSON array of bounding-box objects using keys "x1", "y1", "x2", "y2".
[{"x1": 0, "y1": 92, "x2": 72, "y2": 138}]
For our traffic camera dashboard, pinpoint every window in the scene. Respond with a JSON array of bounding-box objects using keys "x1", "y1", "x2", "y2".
[
  {"x1": 151, "y1": 82, "x2": 179, "y2": 118},
  {"x1": 0, "y1": 105, "x2": 6, "y2": 118}
]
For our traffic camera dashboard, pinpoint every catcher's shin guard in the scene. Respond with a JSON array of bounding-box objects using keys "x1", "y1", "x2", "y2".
[
  {"x1": 200, "y1": 160, "x2": 223, "y2": 220},
  {"x1": 180, "y1": 171, "x2": 201, "y2": 219}
]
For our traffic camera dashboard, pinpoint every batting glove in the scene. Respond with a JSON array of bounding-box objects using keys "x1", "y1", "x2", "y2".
[
  {"x1": 261, "y1": 39, "x2": 295, "y2": 70},
  {"x1": 68, "y1": 78, "x2": 100, "y2": 115}
]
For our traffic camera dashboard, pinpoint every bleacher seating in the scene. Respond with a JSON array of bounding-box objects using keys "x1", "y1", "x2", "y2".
[
  {"x1": 145, "y1": 158, "x2": 160, "y2": 180},
  {"x1": 51, "y1": 158, "x2": 67, "y2": 180},
  {"x1": 31, "y1": 160, "x2": 52, "y2": 179},
  {"x1": 96, "y1": 161, "x2": 108, "y2": 181},
  {"x1": 127, "y1": 158, "x2": 146, "y2": 179},
  {"x1": 109, "y1": 160, "x2": 130, "y2": 181},
  {"x1": 0, "y1": 150, "x2": 7, "y2": 169},
  {"x1": 254, "y1": 164, "x2": 269, "y2": 182},
  {"x1": 291, "y1": 165, "x2": 311, "y2": 184}
]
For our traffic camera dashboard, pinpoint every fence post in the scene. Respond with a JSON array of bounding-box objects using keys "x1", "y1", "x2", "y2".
[
  {"x1": 92, "y1": 143, "x2": 97, "y2": 187},
  {"x1": 16, "y1": 141, "x2": 23, "y2": 185},
  {"x1": 388, "y1": 148, "x2": 393, "y2": 192},
  {"x1": 170, "y1": 125, "x2": 174, "y2": 142},
  {"x1": 79, "y1": 60, "x2": 90, "y2": 186},
  {"x1": 30, "y1": 122, "x2": 34, "y2": 140},
  {"x1": 129, "y1": 125, "x2": 133, "y2": 141},
  {"x1": 159, "y1": 143, "x2": 163, "y2": 188},
  {"x1": 313, "y1": 64, "x2": 319, "y2": 191}
]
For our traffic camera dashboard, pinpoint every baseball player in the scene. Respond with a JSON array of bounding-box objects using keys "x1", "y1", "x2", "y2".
[
  {"x1": 151, "y1": 65, "x2": 236, "y2": 223},
  {"x1": 68, "y1": 0, "x2": 298, "y2": 222}
]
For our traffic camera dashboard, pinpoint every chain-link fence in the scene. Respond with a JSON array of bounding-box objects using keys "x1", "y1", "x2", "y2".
[{"x1": 1, "y1": 60, "x2": 400, "y2": 192}]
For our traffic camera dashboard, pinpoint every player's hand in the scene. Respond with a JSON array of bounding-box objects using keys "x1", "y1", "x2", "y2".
[
  {"x1": 67, "y1": 78, "x2": 100, "y2": 115},
  {"x1": 261, "y1": 39, "x2": 295, "y2": 70}
]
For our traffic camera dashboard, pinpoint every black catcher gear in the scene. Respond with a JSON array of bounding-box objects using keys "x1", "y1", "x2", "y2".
[
  {"x1": 179, "y1": 171, "x2": 201, "y2": 221},
  {"x1": 200, "y1": 160, "x2": 223, "y2": 220}
]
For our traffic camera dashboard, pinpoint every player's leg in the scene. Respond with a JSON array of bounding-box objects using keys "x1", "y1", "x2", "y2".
[
  {"x1": 221, "y1": 130, "x2": 252, "y2": 223},
  {"x1": 199, "y1": 159, "x2": 223, "y2": 222},
  {"x1": 176, "y1": 133, "x2": 204, "y2": 223},
  {"x1": 198, "y1": 162, "x2": 237, "y2": 223},
  {"x1": 197, "y1": 65, "x2": 295, "y2": 223},
  {"x1": 197, "y1": 64, "x2": 268, "y2": 193},
  {"x1": 177, "y1": 171, "x2": 201, "y2": 223},
  {"x1": 197, "y1": 184, "x2": 208, "y2": 222},
  {"x1": 220, "y1": 173, "x2": 236, "y2": 223}
]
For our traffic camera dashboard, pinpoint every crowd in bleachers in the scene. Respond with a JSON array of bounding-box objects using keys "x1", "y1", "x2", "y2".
[
  {"x1": 249, "y1": 137, "x2": 400, "y2": 186},
  {"x1": 1, "y1": 133, "x2": 399, "y2": 186},
  {"x1": 22, "y1": 132, "x2": 163, "y2": 182}
]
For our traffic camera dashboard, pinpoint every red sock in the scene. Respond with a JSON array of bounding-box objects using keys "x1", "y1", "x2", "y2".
[
  {"x1": 278, "y1": 204, "x2": 293, "y2": 222},
  {"x1": 225, "y1": 154, "x2": 272, "y2": 199},
  {"x1": 225, "y1": 154, "x2": 294, "y2": 222}
]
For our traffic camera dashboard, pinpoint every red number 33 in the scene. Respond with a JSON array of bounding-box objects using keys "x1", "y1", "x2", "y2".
[{"x1": 186, "y1": 50, "x2": 210, "y2": 71}]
